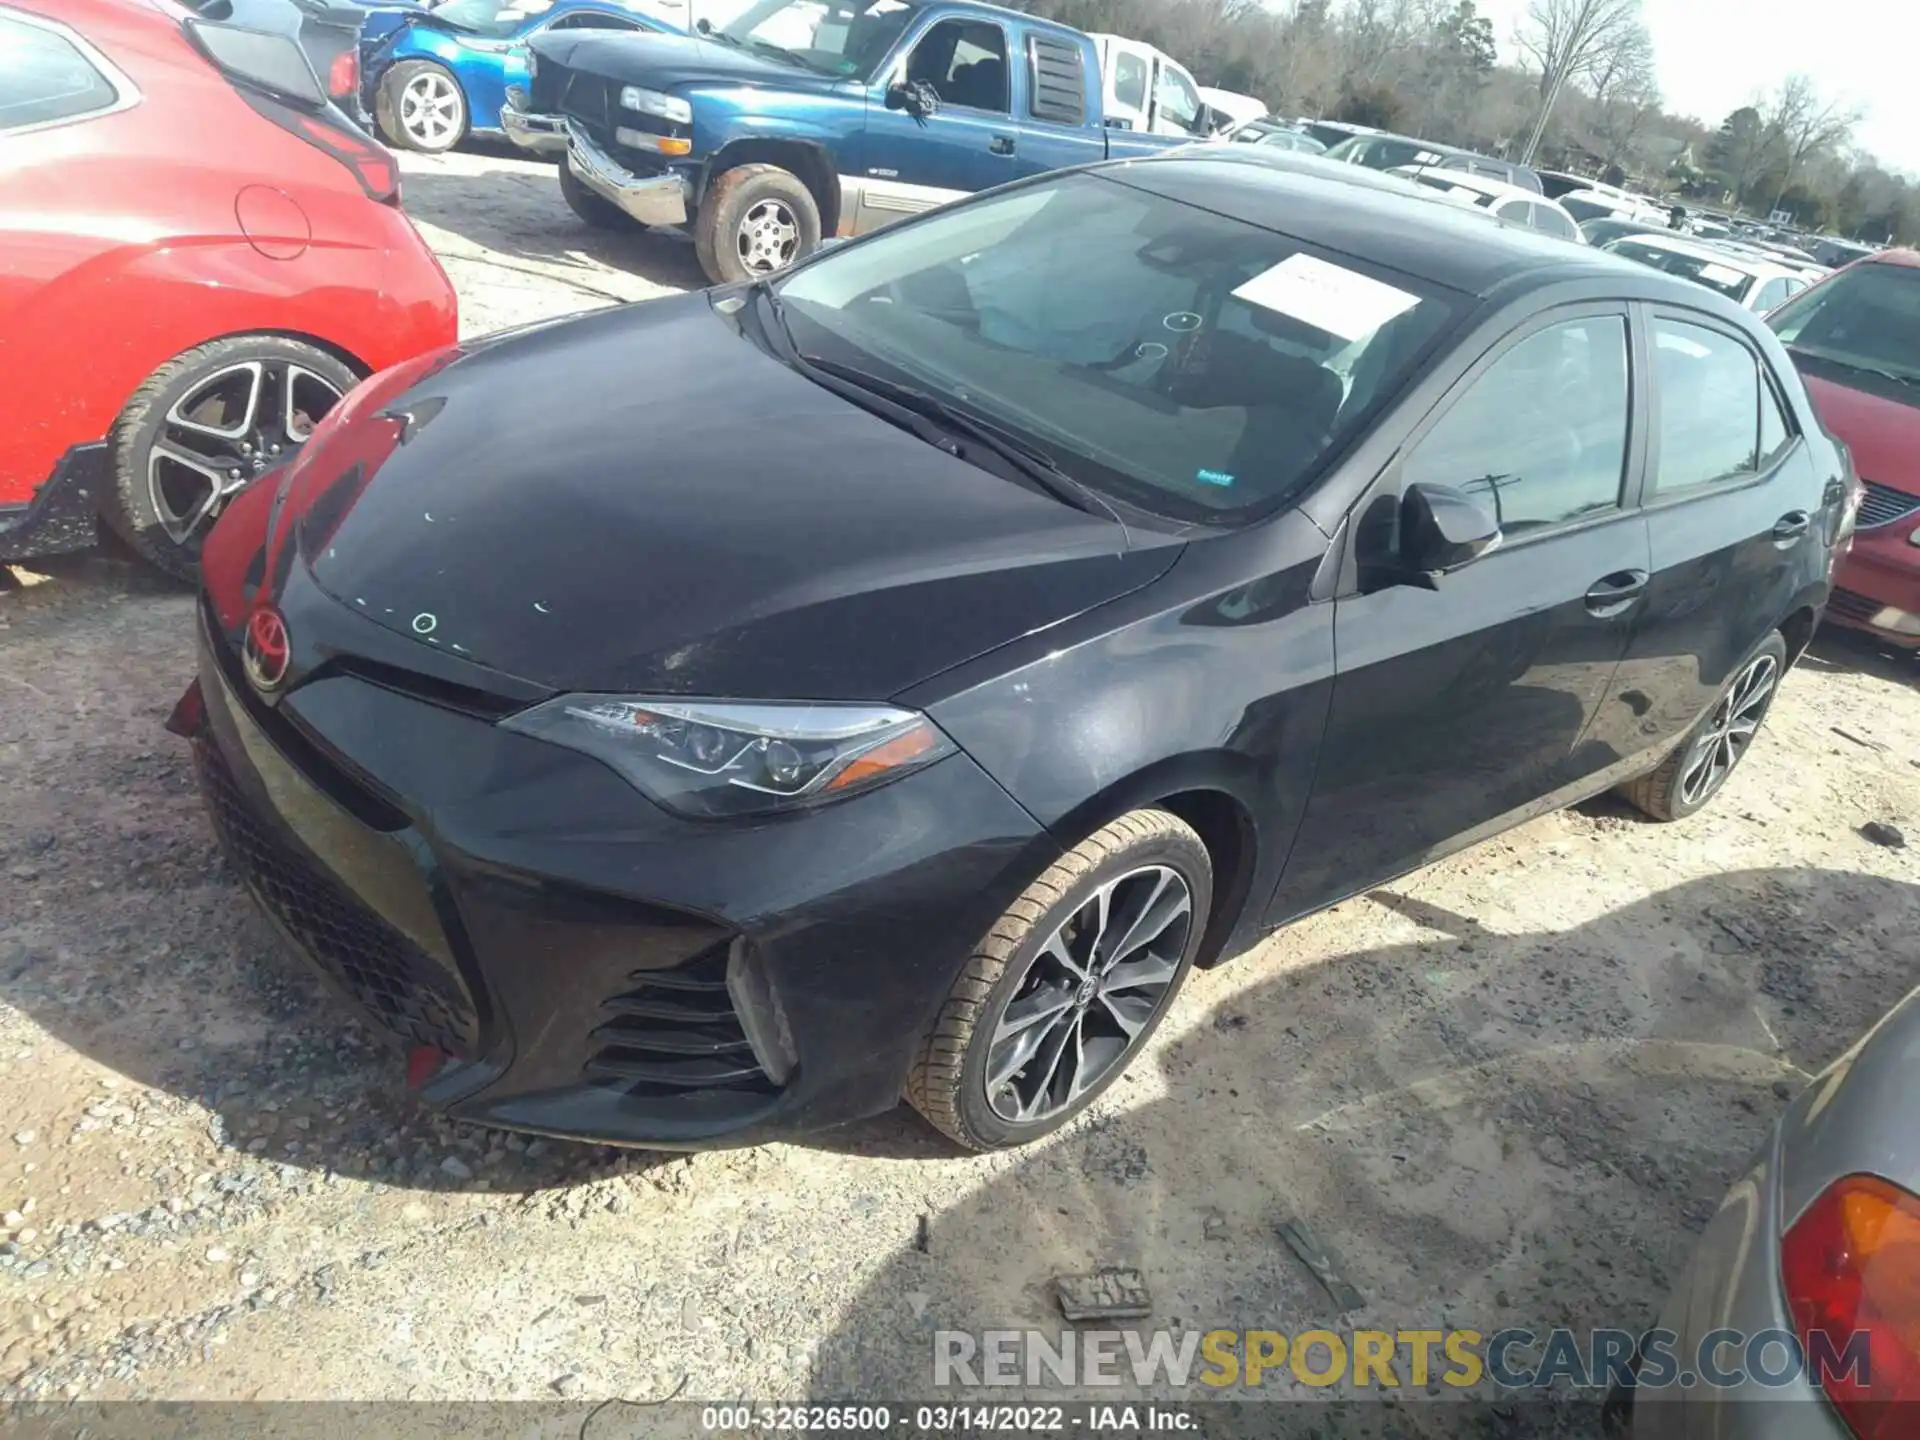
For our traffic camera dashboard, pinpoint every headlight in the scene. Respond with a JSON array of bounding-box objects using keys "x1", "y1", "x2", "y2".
[
  {"x1": 500, "y1": 697, "x2": 956, "y2": 818},
  {"x1": 619, "y1": 85, "x2": 692, "y2": 124}
]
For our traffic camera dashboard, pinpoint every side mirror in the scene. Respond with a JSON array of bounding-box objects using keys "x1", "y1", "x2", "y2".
[
  {"x1": 885, "y1": 79, "x2": 940, "y2": 118},
  {"x1": 1400, "y1": 482, "x2": 1500, "y2": 579},
  {"x1": 696, "y1": 16, "x2": 712, "y2": 32}
]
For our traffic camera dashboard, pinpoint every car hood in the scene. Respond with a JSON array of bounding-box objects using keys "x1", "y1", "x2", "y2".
[
  {"x1": 528, "y1": 31, "x2": 846, "y2": 94},
  {"x1": 1798, "y1": 368, "x2": 1920, "y2": 495},
  {"x1": 286, "y1": 295, "x2": 1179, "y2": 700}
]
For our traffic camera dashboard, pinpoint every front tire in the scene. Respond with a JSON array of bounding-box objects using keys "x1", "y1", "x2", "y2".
[
  {"x1": 375, "y1": 60, "x2": 468, "y2": 153},
  {"x1": 106, "y1": 337, "x2": 358, "y2": 582},
  {"x1": 693, "y1": 163, "x2": 821, "y2": 284},
  {"x1": 1619, "y1": 631, "x2": 1788, "y2": 821},
  {"x1": 907, "y1": 809, "x2": 1212, "y2": 1151}
]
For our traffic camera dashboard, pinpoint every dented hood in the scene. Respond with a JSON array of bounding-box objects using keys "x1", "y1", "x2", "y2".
[{"x1": 285, "y1": 294, "x2": 1179, "y2": 700}]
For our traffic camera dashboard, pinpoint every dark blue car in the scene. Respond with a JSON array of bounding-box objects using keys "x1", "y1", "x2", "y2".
[{"x1": 360, "y1": 0, "x2": 680, "y2": 153}]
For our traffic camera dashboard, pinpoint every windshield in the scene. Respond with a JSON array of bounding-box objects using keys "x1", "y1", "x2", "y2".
[
  {"x1": 1412, "y1": 173, "x2": 1495, "y2": 208},
  {"x1": 429, "y1": 0, "x2": 549, "y2": 38},
  {"x1": 1328, "y1": 136, "x2": 1445, "y2": 170},
  {"x1": 1607, "y1": 241, "x2": 1754, "y2": 301},
  {"x1": 714, "y1": 0, "x2": 918, "y2": 76},
  {"x1": 1768, "y1": 260, "x2": 1920, "y2": 385},
  {"x1": 774, "y1": 173, "x2": 1461, "y2": 522}
]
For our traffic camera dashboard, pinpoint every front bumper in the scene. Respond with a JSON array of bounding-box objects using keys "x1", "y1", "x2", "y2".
[
  {"x1": 499, "y1": 89, "x2": 568, "y2": 156},
  {"x1": 1828, "y1": 521, "x2": 1920, "y2": 649},
  {"x1": 565, "y1": 122, "x2": 691, "y2": 227},
  {"x1": 178, "y1": 577, "x2": 1045, "y2": 1148}
]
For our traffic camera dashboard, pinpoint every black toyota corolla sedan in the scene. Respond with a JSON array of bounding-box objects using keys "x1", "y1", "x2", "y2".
[{"x1": 169, "y1": 152, "x2": 1858, "y2": 1152}]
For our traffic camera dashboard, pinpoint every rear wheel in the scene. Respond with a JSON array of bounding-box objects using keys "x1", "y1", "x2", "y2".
[
  {"x1": 558, "y1": 161, "x2": 636, "y2": 231},
  {"x1": 375, "y1": 60, "x2": 468, "y2": 153},
  {"x1": 693, "y1": 164, "x2": 820, "y2": 284},
  {"x1": 1619, "y1": 631, "x2": 1788, "y2": 821},
  {"x1": 106, "y1": 336, "x2": 358, "y2": 582},
  {"x1": 907, "y1": 809, "x2": 1211, "y2": 1151}
]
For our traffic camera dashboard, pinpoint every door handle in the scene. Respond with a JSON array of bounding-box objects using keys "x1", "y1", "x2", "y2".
[
  {"x1": 1772, "y1": 510, "x2": 1811, "y2": 545},
  {"x1": 988, "y1": 134, "x2": 1016, "y2": 155},
  {"x1": 1584, "y1": 569, "x2": 1648, "y2": 618}
]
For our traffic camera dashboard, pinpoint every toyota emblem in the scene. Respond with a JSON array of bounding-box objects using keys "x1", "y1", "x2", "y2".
[{"x1": 242, "y1": 607, "x2": 291, "y2": 693}]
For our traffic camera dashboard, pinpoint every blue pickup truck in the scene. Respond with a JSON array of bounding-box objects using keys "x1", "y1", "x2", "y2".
[{"x1": 502, "y1": 0, "x2": 1183, "y2": 283}]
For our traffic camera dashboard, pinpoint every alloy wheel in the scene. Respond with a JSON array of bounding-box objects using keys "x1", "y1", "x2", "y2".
[
  {"x1": 148, "y1": 361, "x2": 344, "y2": 546},
  {"x1": 1678, "y1": 652, "x2": 1779, "y2": 807},
  {"x1": 400, "y1": 70, "x2": 462, "y2": 148},
  {"x1": 984, "y1": 864, "x2": 1193, "y2": 1124},
  {"x1": 736, "y1": 198, "x2": 800, "y2": 274}
]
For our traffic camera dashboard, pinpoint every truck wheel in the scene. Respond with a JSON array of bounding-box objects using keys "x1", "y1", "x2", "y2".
[
  {"x1": 694, "y1": 164, "x2": 820, "y2": 284},
  {"x1": 375, "y1": 61, "x2": 468, "y2": 154},
  {"x1": 558, "y1": 162, "x2": 636, "y2": 231}
]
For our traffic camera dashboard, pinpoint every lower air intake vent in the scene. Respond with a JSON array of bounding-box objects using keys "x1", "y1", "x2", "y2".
[
  {"x1": 1858, "y1": 478, "x2": 1920, "y2": 531},
  {"x1": 1827, "y1": 587, "x2": 1880, "y2": 625},
  {"x1": 586, "y1": 943, "x2": 779, "y2": 1098}
]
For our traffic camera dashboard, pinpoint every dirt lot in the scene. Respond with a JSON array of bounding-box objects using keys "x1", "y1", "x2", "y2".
[{"x1": 3, "y1": 147, "x2": 1918, "y2": 1424}]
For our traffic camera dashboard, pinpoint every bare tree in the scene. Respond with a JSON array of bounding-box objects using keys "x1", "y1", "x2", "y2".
[
  {"x1": 1582, "y1": 24, "x2": 1659, "y2": 168},
  {"x1": 1514, "y1": 0, "x2": 1643, "y2": 163},
  {"x1": 1760, "y1": 75, "x2": 1863, "y2": 215}
]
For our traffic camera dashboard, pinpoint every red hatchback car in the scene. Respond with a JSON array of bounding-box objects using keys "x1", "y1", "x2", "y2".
[
  {"x1": 1768, "y1": 249, "x2": 1920, "y2": 649},
  {"x1": 0, "y1": 0, "x2": 457, "y2": 579}
]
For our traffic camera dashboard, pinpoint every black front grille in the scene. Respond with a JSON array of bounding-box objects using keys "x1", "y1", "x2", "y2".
[
  {"x1": 586, "y1": 944, "x2": 776, "y2": 1098},
  {"x1": 559, "y1": 69, "x2": 617, "y2": 133},
  {"x1": 1828, "y1": 587, "x2": 1880, "y2": 623},
  {"x1": 196, "y1": 738, "x2": 480, "y2": 1055},
  {"x1": 1859, "y1": 478, "x2": 1920, "y2": 530}
]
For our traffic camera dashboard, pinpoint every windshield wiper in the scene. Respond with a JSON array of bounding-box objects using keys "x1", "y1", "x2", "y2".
[
  {"x1": 1788, "y1": 344, "x2": 1920, "y2": 388},
  {"x1": 802, "y1": 354, "x2": 1123, "y2": 524},
  {"x1": 746, "y1": 285, "x2": 1121, "y2": 527},
  {"x1": 746, "y1": 36, "x2": 830, "y2": 72}
]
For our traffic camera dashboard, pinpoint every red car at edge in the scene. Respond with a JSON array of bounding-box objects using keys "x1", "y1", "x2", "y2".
[
  {"x1": 0, "y1": 0, "x2": 457, "y2": 579},
  {"x1": 1768, "y1": 249, "x2": 1920, "y2": 651}
]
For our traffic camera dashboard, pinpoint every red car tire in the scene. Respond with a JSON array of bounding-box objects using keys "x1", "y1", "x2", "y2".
[{"x1": 105, "y1": 335, "x2": 361, "y2": 581}]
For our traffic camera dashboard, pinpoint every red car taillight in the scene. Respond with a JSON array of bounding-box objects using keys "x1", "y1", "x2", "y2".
[
  {"x1": 280, "y1": 103, "x2": 399, "y2": 203},
  {"x1": 327, "y1": 48, "x2": 358, "y2": 104},
  {"x1": 1781, "y1": 1173, "x2": 1920, "y2": 1438},
  {"x1": 184, "y1": 18, "x2": 398, "y2": 204}
]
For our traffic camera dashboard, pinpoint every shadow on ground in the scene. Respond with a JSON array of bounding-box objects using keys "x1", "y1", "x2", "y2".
[
  {"x1": 807, "y1": 867, "x2": 1920, "y2": 1437},
  {"x1": 1797, "y1": 623, "x2": 1918, "y2": 686},
  {"x1": 398, "y1": 162, "x2": 708, "y2": 296}
]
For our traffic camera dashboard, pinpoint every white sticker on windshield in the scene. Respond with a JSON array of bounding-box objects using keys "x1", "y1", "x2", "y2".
[
  {"x1": 1232, "y1": 253, "x2": 1421, "y2": 341},
  {"x1": 1698, "y1": 262, "x2": 1746, "y2": 286}
]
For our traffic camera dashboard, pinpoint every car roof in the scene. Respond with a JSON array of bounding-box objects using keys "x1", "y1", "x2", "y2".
[
  {"x1": 1107, "y1": 150, "x2": 1679, "y2": 298},
  {"x1": 1864, "y1": 248, "x2": 1920, "y2": 269}
]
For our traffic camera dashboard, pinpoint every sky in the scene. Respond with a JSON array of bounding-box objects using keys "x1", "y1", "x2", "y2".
[{"x1": 1475, "y1": 0, "x2": 1920, "y2": 175}]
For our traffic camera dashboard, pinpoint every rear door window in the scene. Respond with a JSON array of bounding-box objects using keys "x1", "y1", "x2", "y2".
[
  {"x1": 1402, "y1": 315, "x2": 1631, "y2": 534},
  {"x1": 1650, "y1": 319, "x2": 1772, "y2": 494},
  {"x1": 0, "y1": 13, "x2": 122, "y2": 133},
  {"x1": 1111, "y1": 50, "x2": 1147, "y2": 110},
  {"x1": 1529, "y1": 204, "x2": 1579, "y2": 242}
]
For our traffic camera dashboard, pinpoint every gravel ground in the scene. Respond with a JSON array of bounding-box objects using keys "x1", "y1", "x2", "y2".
[{"x1": 2, "y1": 147, "x2": 1918, "y2": 1422}]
